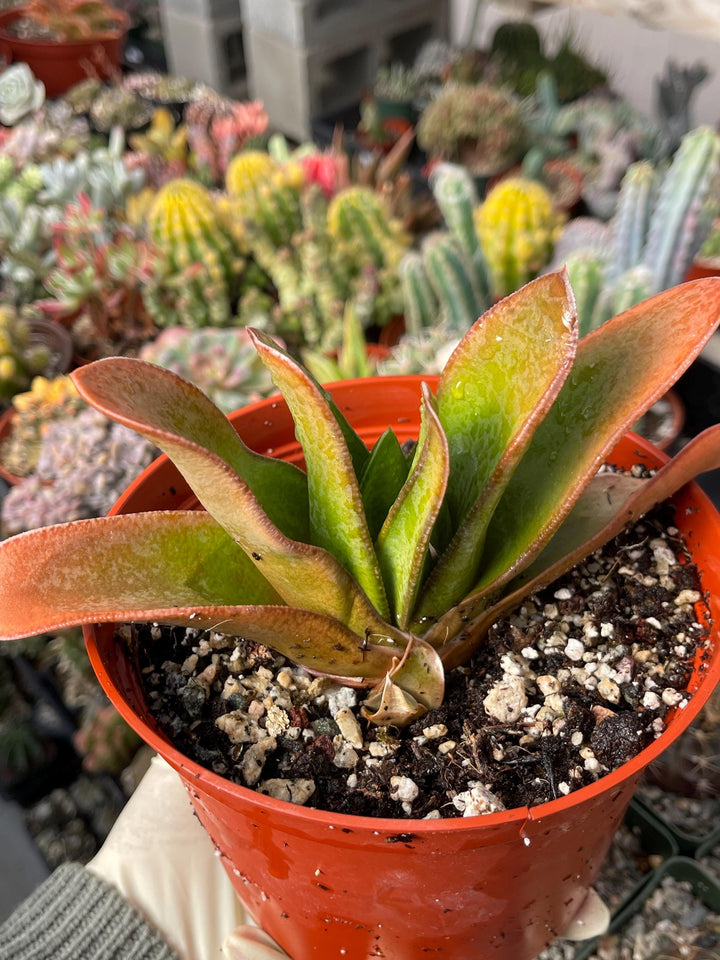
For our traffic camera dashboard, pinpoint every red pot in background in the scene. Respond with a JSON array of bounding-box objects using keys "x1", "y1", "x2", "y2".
[
  {"x1": 84, "y1": 377, "x2": 720, "y2": 960},
  {"x1": 0, "y1": 9, "x2": 128, "y2": 98}
]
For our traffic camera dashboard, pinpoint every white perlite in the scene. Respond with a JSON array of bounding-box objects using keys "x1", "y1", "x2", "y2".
[
  {"x1": 483, "y1": 676, "x2": 527, "y2": 722},
  {"x1": 452, "y1": 782, "x2": 505, "y2": 817},
  {"x1": 258, "y1": 778, "x2": 315, "y2": 805},
  {"x1": 390, "y1": 776, "x2": 419, "y2": 804},
  {"x1": 335, "y1": 706, "x2": 364, "y2": 748}
]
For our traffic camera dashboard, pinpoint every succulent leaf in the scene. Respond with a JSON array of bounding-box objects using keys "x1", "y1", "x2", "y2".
[
  {"x1": 249, "y1": 328, "x2": 389, "y2": 618},
  {"x1": 439, "y1": 423, "x2": 720, "y2": 670},
  {"x1": 412, "y1": 271, "x2": 577, "y2": 628},
  {"x1": 376, "y1": 384, "x2": 449, "y2": 628},
  {"x1": 72, "y1": 357, "x2": 309, "y2": 542},
  {"x1": 360, "y1": 428, "x2": 411, "y2": 541},
  {"x1": 0, "y1": 512, "x2": 282, "y2": 640}
]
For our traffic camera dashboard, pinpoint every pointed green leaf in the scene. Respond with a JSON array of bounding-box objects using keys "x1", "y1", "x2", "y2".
[
  {"x1": 410, "y1": 271, "x2": 577, "y2": 628},
  {"x1": 73, "y1": 360, "x2": 393, "y2": 638},
  {"x1": 471, "y1": 277, "x2": 720, "y2": 598},
  {"x1": 250, "y1": 328, "x2": 388, "y2": 618},
  {"x1": 72, "y1": 358, "x2": 309, "y2": 542},
  {"x1": 376, "y1": 384, "x2": 449, "y2": 628},
  {"x1": 360, "y1": 428, "x2": 411, "y2": 540},
  {"x1": 0, "y1": 512, "x2": 281, "y2": 641},
  {"x1": 431, "y1": 422, "x2": 720, "y2": 668}
]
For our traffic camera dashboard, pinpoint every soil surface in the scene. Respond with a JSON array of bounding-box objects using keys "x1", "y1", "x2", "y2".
[{"x1": 132, "y1": 500, "x2": 710, "y2": 820}]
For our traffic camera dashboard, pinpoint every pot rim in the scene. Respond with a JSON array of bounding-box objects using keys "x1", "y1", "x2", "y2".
[
  {"x1": 0, "y1": 7, "x2": 129, "y2": 44},
  {"x1": 85, "y1": 374, "x2": 720, "y2": 835}
]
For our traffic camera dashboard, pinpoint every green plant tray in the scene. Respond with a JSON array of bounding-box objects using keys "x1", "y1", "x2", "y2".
[{"x1": 573, "y1": 857, "x2": 720, "y2": 960}]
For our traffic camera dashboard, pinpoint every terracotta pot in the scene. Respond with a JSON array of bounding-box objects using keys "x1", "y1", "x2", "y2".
[
  {"x1": 685, "y1": 257, "x2": 720, "y2": 283},
  {"x1": 84, "y1": 377, "x2": 720, "y2": 960},
  {"x1": 0, "y1": 9, "x2": 128, "y2": 99}
]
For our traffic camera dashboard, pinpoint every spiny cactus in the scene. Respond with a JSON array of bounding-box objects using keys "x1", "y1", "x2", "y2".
[
  {"x1": 326, "y1": 186, "x2": 409, "y2": 270},
  {"x1": 475, "y1": 177, "x2": 565, "y2": 300},
  {"x1": 185, "y1": 97, "x2": 269, "y2": 186},
  {"x1": 73, "y1": 702, "x2": 141, "y2": 776},
  {"x1": 0, "y1": 306, "x2": 54, "y2": 400},
  {"x1": 550, "y1": 126, "x2": 720, "y2": 333},
  {"x1": 139, "y1": 326, "x2": 278, "y2": 414},
  {"x1": 377, "y1": 322, "x2": 461, "y2": 376},
  {"x1": 1, "y1": 406, "x2": 157, "y2": 536},
  {"x1": 417, "y1": 83, "x2": 526, "y2": 176},
  {"x1": 144, "y1": 178, "x2": 247, "y2": 329},
  {"x1": 225, "y1": 151, "x2": 304, "y2": 248},
  {"x1": 0, "y1": 375, "x2": 85, "y2": 479}
]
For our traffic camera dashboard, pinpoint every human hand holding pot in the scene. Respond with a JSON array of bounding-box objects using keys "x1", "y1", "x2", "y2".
[{"x1": 88, "y1": 754, "x2": 247, "y2": 960}]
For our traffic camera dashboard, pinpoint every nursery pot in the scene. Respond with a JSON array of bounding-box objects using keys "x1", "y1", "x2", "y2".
[
  {"x1": 0, "y1": 9, "x2": 129, "y2": 99},
  {"x1": 84, "y1": 377, "x2": 720, "y2": 960}
]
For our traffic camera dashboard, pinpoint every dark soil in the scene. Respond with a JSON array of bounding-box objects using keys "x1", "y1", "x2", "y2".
[{"x1": 131, "y1": 501, "x2": 709, "y2": 820}]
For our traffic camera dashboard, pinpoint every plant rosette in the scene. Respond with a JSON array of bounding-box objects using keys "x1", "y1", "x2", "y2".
[{"x1": 3, "y1": 274, "x2": 720, "y2": 959}]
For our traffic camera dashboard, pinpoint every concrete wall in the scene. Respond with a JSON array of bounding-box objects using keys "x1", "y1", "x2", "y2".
[{"x1": 450, "y1": 1, "x2": 720, "y2": 126}]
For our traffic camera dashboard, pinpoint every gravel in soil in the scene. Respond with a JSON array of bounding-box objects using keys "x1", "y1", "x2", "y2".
[{"x1": 129, "y1": 497, "x2": 711, "y2": 822}]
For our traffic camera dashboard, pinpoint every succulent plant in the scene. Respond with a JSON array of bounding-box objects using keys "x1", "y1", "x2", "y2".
[
  {"x1": 139, "y1": 326, "x2": 278, "y2": 414},
  {"x1": 19, "y1": 0, "x2": 126, "y2": 41},
  {"x1": 238, "y1": 183, "x2": 408, "y2": 351},
  {"x1": 475, "y1": 176, "x2": 565, "y2": 300},
  {"x1": 0, "y1": 101, "x2": 90, "y2": 166},
  {"x1": 128, "y1": 107, "x2": 189, "y2": 165},
  {"x1": 550, "y1": 126, "x2": 720, "y2": 335},
  {"x1": 185, "y1": 97, "x2": 269, "y2": 186},
  {"x1": 143, "y1": 178, "x2": 247, "y2": 329},
  {"x1": 0, "y1": 374, "x2": 85, "y2": 479},
  {"x1": 89, "y1": 86, "x2": 154, "y2": 133},
  {"x1": 377, "y1": 323, "x2": 461, "y2": 377},
  {"x1": 73, "y1": 701, "x2": 141, "y2": 776},
  {"x1": 417, "y1": 83, "x2": 527, "y2": 176},
  {"x1": 225, "y1": 151, "x2": 304, "y2": 248},
  {"x1": 0, "y1": 305, "x2": 54, "y2": 400},
  {"x1": 373, "y1": 63, "x2": 418, "y2": 103},
  {"x1": 122, "y1": 70, "x2": 198, "y2": 105},
  {"x1": 1, "y1": 405, "x2": 158, "y2": 536},
  {"x1": 0, "y1": 63, "x2": 45, "y2": 126},
  {"x1": 34, "y1": 193, "x2": 158, "y2": 358},
  {"x1": 2, "y1": 275, "x2": 720, "y2": 729}
]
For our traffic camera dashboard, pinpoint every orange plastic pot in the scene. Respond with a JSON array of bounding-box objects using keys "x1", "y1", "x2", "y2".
[
  {"x1": 0, "y1": 9, "x2": 128, "y2": 99},
  {"x1": 84, "y1": 377, "x2": 720, "y2": 960}
]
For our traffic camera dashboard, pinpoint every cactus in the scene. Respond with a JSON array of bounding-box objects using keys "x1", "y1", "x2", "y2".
[
  {"x1": 475, "y1": 177, "x2": 565, "y2": 300},
  {"x1": 549, "y1": 126, "x2": 720, "y2": 333},
  {"x1": 0, "y1": 375, "x2": 85, "y2": 479},
  {"x1": 429, "y1": 163, "x2": 491, "y2": 307},
  {"x1": 643, "y1": 125, "x2": 720, "y2": 292},
  {"x1": 0, "y1": 306, "x2": 55, "y2": 400},
  {"x1": 225, "y1": 151, "x2": 304, "y2": 248},
  {"x1": 417, "y1": 83, "x2": 526, "y2": 176},
  {"x1": 377, "y1": 322, "x2": 461, "y2": 376},
  {"x1": 144, "y1": 178, "x2": 247, "y2": 329},
  {"x1": 185, "y1": 97, "x2": 269, "y2": 186},
  {"x1": 139, "y1": 326, "x2": 278, "y2": 414},
  {"x1": 1, "y1": 406, "x2": 158, "y2": 536},
  {"x1": 327, "y1": 186, "x2": 408, "y2": 270},
  {"x1": 563, "y1": 252, "x2": 606, "y2": 338}
]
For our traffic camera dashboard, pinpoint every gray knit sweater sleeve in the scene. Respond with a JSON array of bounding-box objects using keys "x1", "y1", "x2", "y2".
[{"x1": 0, "y1": 862, "x2": 181, "y2": 960}]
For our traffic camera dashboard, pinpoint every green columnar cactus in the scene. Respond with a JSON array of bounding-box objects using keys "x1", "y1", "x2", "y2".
[
  {"x1": 145, "y1": 179, "x2": 247, "y2": 329},
  {"x1": 475, "y1": 177, "x2": 565, "y2": 300},
  {"x1": 563, "y1": 252, "x2": 606, "y2": 337},
  {"x1": 327, "y1": 186, "x2": 409, "y2": 270},
  {"x1": 399, "y1": 251, "x2": 438, "y2": 334},
  {"x1": 422, "y1": 232, "x2": 486, "y2": 332},
  {"x1": 610, "y1": 161, "x2": 658, "y2": 281},
  {"x1": 550, "y1": 126, "x2": 720, "y2": 333},
  {"x1": 2, "y1": 277, "x2": 720, "y2": 729},
  {"x1": 225, "y1": 152, "x2": 304, "y2": 248},
  {"x1": 430, "y1": 164, "x2": 491, "y2": 309},
  {"x1": 643, "y1": 125, "x2": 720, "y2": 293}
]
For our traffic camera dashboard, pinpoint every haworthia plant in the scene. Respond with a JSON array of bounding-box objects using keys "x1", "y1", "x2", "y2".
[{"x1": 2, "y1": 272, "x2": 720, "y2": 726}]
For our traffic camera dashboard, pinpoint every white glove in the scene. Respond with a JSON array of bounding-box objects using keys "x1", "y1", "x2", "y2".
[{"x1": 88, "y1": 754, "x2": 247, "y2": 960}]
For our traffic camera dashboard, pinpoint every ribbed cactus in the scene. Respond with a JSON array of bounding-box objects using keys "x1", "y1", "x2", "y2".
[
  {"x1": 475, "y1": 177, "x2": 565, "y2": 300},
  {"x1": 430, "y1": 164, "x2": 491, "y2": 308},
  {"x1": 145, "y1": 178, "x2": 246, "y2": 329},
  {"x1": 327, "y1": 186, "x2": 408, "y2": 269},
  {"x1": 550, "y1": 125, "x2": 720, "y2": 333},
  {"x1": 643, "y1": 125, "x2": 720, "y2": 292},
  {"x1": 225, "y1": 151, "x2": 303, "y2": 248}
]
